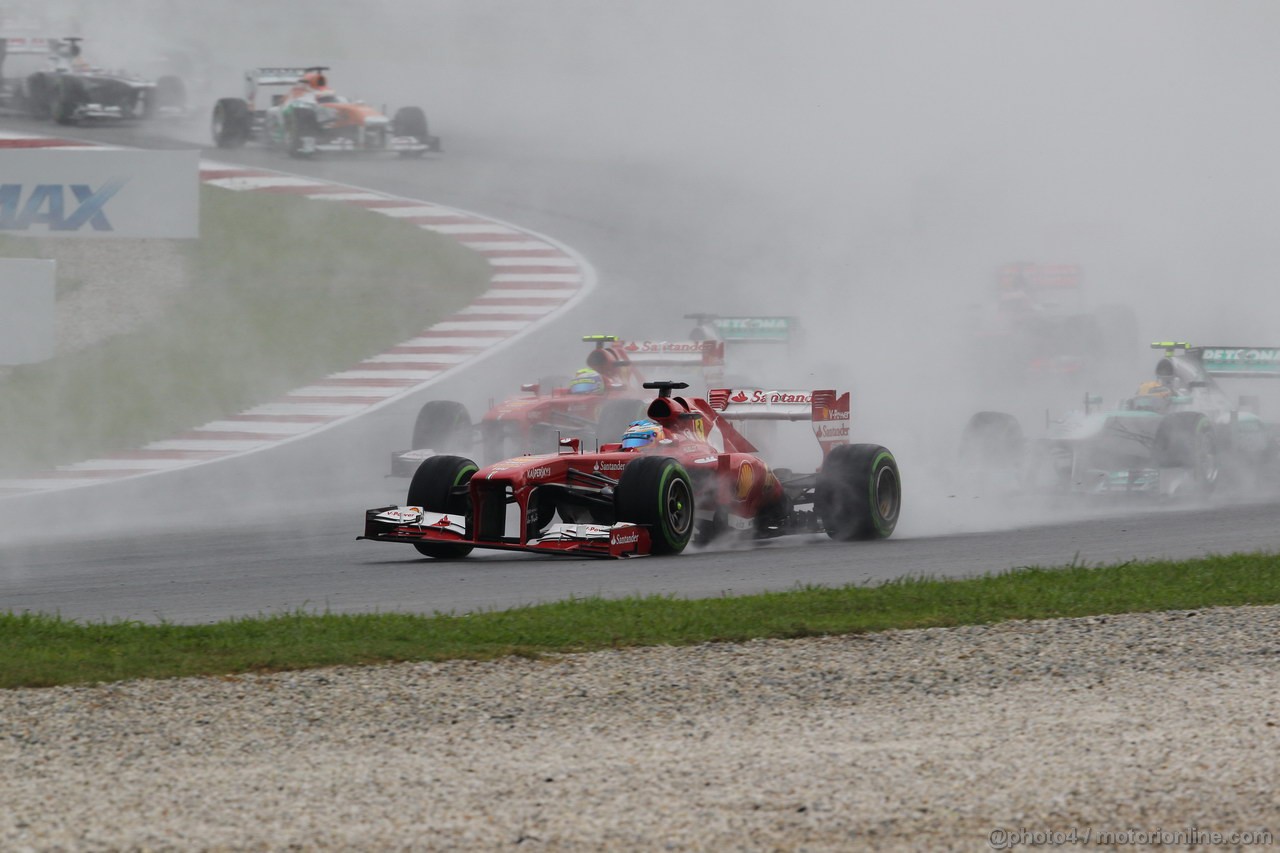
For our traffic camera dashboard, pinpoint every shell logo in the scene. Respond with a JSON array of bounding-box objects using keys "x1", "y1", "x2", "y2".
[{"x1": 736, "y1": 463, "x2": 755, "y2": 501}]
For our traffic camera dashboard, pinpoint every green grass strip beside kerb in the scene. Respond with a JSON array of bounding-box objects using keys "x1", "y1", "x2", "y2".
[
  {"x1": 3, "y1": 551, "x2": 1278, "y2": 688},
  {"x1": 0, "y1": 186, "x2": 492, "y2": 475}
]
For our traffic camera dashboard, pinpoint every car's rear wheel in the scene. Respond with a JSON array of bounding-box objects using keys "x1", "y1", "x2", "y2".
[
  {"x1": 25, "y1": 73, "x2": 52, "y2": 118},
  {"x1": 155, "y1": 75, "x2": 186, "y2": 111},
  {"x1": 614, "y1": 456, "x2": 694, "y2": 555},
  {"x1": 816, "y1": 444, "x2": 900, "y2": 540},
  {"x1": 411, "y1": 400, "x2": 473, "y2": 455},
  {"x1": 407, "y1": 455, "x2": 478, "y2": 559},
  {"x1": 212, "y1": 98, "x2": 251, "y2": 148},
  {"x1": 52, "y1": 78, "x2": 84, "y2": 125}
]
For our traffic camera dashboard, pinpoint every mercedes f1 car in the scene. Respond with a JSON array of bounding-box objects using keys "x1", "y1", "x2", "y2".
[
  {"x1": 390, "y1": 334, "x2": 727, "y2": 476},
  {"x1": 211, "y1": 66, "x2": 439, "y2": 158},
  {"x1": 0, "y1": 35, "x2": 186, "y2": 124},
  {"x1": 960, "y1": 342, "x2": 1280, "y2": 498},
  {"x1": 363, "y1": 381, "x2": 901, "y2": 559}
]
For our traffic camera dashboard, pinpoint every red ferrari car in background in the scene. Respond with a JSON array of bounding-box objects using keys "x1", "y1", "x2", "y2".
[
  {"x1": 390, "y1": 334, "x2": 726, "y2": 476},
  {"x1": 364, "y1": 381, "x2": 901, "y2": 559}
]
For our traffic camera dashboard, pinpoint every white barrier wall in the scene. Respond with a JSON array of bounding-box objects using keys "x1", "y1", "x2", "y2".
[
  {"x1": 0, "y1": 258, "x2": 55, "y2": 364},
  {"x1": 0, "y1": 149, "x2": 199, "y2": 238}
]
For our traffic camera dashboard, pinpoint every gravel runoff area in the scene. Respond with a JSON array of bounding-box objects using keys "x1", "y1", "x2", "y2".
[{"x1": 2, "y1": 606, "x2": 1277, "y2": 851}]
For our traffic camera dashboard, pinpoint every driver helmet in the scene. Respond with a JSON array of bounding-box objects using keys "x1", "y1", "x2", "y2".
[
  {"x1": 301, "y1": 70, "x2": 327, "y2": 89},
  {"x1": 621, "y1": 419, "x2": 665, "y2": 449},
  {"x1": 1136, "y1": 380, "x2": 1171, "y2": 398},
  {"x1": 1129, "y1": 380, "x2": 1171, "y2": 412},
  {"x1": 568, "y1": 368, "x2": 603, "y2": 395}
]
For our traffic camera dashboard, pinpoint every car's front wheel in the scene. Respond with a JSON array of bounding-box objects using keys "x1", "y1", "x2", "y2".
[
  {"x1": 614, "y1": 456, "x2": 695, "y2": 555},
  {"x1": 407, "y1": 455, "x2": 478, "y2": 559}
]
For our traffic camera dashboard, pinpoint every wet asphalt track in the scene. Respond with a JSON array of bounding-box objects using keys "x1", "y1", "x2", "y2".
[{"x1": 1, "y1": 115, "x2": 1278, "y2": 623}]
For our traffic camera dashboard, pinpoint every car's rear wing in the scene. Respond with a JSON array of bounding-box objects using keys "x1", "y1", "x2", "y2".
[
  {"x1": 685, "y1": 313, "x2": 795, "y2": 344},
  {"x1": 708, "y1": 388, "x2": 850, "y2": 456},
  {"x1": 996, "y1": 263, "x2": 1082, "y2": 290},
  {"x1": 247, "y1": 67, "x2": 310, "y2": 86},
  {"x1": 1195, "y1": 346, "x2": 1280, "y2": 378},
  {"x1": 585, "y1": 337, "x2": 725, "y2": 376},
  {"x1": 615, "y1": 340, "x2": 725, "y2": 367},
  {"x1": 0, "y1": 34, "x2": 55, "y2": 55}
]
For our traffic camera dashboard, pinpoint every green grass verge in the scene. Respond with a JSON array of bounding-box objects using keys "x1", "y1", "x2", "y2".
[
  {"x1": 3, "y1": 551, "x2": 1278, "y2": 689},
  {"x1": 0, "y1": 187, "x2": 491, "y2": 475}
]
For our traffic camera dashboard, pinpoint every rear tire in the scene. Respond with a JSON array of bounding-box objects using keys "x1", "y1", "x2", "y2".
[
  {"x1": 959, "y1": 411, "x2": 1023, "y2": 467},
  {"x1": 25, "y1": 73, "x2": 51, "y2": 118},
  {"x1": 211, "y1": 97, "x2": 251, "y2": 148},
  {"x1": 411, "y1": 400, "x2": 473, "y2": 454},
  {"x1": 52, "y1": 77, "x2": 84, "y2": 125},
  {"x1": 155, "y1": 75, "x2": 186, "y2": 111},
  {"x1": 614, "y1": 456, "x2": 695, "y2": 555},
  {"x1": 816, "y1": 444, "x2": 901, "y2": 540},
  {"x1": 407, "y1": 455, "x2": 477, "y2": 559}
]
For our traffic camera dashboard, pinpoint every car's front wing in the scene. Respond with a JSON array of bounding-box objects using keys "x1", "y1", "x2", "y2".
[{"x1": 360, "y1": 507, "x2": 651, "y2": 558}]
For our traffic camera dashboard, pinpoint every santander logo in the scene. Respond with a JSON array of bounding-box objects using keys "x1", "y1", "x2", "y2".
[
  {"x1": 725, "y1": 389, "x2": 814, "y2": 405},
  {"x1": 612, "y1": 530, "x2": 641, "y2": 545}
]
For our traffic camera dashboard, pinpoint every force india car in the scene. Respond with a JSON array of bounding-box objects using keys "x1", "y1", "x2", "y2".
[
  {"x1": 390, "y1": 334, "x2": 728, "y2": 476},
  {"x1": 211, "y1": 66, "x2": 439, "y2": 158},
  {"x1": 960, "y1": 342, "x2": 1280, "y2": 498},
  {"x1": 364, "y1": 381, "x2": 901, "y2": 559},
  {"x1": 0, "y1": 35, "x2": 186, "y2": 124}
]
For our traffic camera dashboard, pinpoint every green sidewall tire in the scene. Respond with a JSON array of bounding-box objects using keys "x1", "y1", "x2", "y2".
[
  {"x1": 614, "y1": 456, "x2": 694, "y2": 555},
  {"x1": 407, "y1": 455, "x2": 478, "y2": 559},
  {"x1": 817, "y1": 443, "x2": 901, "y2": 541}
]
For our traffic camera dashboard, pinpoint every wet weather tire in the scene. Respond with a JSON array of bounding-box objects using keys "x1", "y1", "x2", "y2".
[
  {"x1": 393, "y1": 106, "x2": 429, "y2": 156},
  {"x1": 1154, "y1": 411, "x2": 1218, "y2": 496},
  {"x1": 614, "y1": 456, "x2": 695, "y2": 555},
  {"x1": 211, "y1": 98, "x2": 251, "y2": 148},
  {"x1": 288, "y1": 108, "x2": 320, "y2": 158},
  {"x1": 816, "y1": 444, "x2": 901, "y2": 540},
  {"x1": 25, "y1": 73, "x2": 52, "y2": 118},
  {"x1": 411, "y1": 400, "x2": 473, "y2": 455},
  {"x1": 52, "y1": 77, "x2": 85, "y2": 125},
  {"x1": 959, "y1": 411, "x2": 1023, "y2": 467},
  {"x1": 407, "y1": 455, "x2": 478, "y2": 559},
  {"x1": 156, "y1": 75, "x2": 186, "y2": 111}
]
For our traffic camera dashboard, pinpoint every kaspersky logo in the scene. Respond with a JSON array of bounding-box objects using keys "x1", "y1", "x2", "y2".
[{"x1": 0, "y1": 178, "x2": 128, "y2": 232}]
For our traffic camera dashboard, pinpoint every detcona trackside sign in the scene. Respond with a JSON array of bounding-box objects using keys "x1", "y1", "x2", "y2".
[{"x1": 0, "y1": 149, "x2": 198, "y2": 238}]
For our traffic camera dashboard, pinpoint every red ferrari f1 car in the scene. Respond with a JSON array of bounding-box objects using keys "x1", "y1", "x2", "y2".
[
  {"x1": 363, "y1": 381, "x2": 901, "y2": 559},
  {"x1": 390, "y1": 334, "x2": 726, "y2": 475}
]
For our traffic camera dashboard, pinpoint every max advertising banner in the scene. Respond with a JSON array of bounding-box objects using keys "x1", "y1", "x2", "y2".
[{"x1": 0, "y1": 149, "x2": 199, "y2": 238}]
